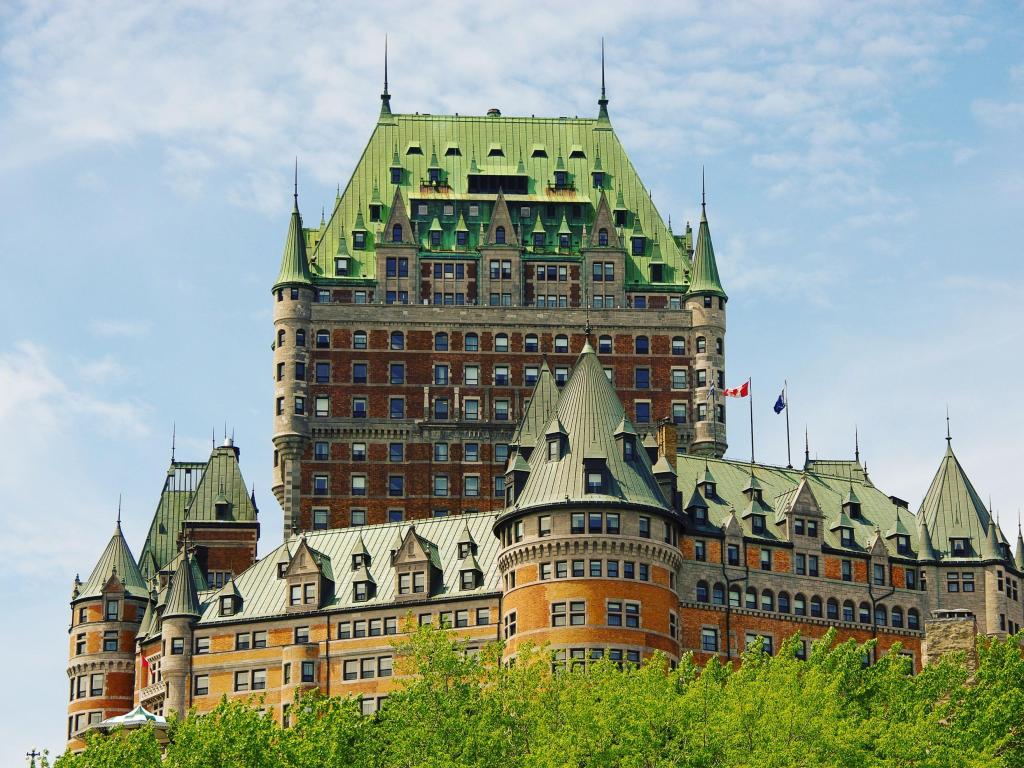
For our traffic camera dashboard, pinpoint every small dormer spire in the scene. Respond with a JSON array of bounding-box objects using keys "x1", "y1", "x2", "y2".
[
  {"x1": 701, "y1": 165, "x2": 706, "y2": 213},
  {"x1": 380, "y1": 35, "x2": 392, "y2": 118},
  {"x1": 804, "y1": 426, "x2": 810, "y2": 466},
  {"x1": 293, "y1": 157, "x2": 298, "y2": 209},
  {"x1": 597, "y1": 38, "x2": 610, "y2": 123},
  {"x1": 116, "y1": 494, "x2": 122, "y2": 527},
  {"x1": 945, "y1": 405, "x2": 951, "y2": 443},
  {"x1": 854, "y1": 425, "x2": 860, "y2": 463}
]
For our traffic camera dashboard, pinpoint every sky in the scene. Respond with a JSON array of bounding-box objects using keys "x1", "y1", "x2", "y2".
[{"x1": 1, "y1": 0, "x2": 1023, "y2": 761}]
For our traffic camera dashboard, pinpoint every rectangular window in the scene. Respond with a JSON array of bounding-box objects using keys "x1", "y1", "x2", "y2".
[
  {"x1": 105, "y1": 600, "x2": 119, "y2": 620},
  {"x1": 234, "y1": 670, "x2": 249, "y2": 692},
  {"x1": 701, "y1": 627, "x2": 719, "y2": 652},
  {"x1": 253, "y1": 631, "x2": 267, "y2": 648},
  {"x1": 808, "y1": 555, "x2": 819, "y2": 577},
  {"x1": 873, "y1": 563, "x2": 886, "y2": 586},
  {"x1": 252, "y1": 669, "x2": 267, "y2": 691},
  {"x1": 194, "y1": 636, "x2": 210, "y2": 655},
  {"x1": 236, "y1": 632, "x2": 251, "y2": 650},
  {"x1": 634, "y1": 368, "x2": 650, "y2": 389},
  {"x1": 194, "y1": 674, "x2": 209, "y2": 696},
  {"x1": 344, "y1": 660, "x2": 358, "y2": 681},
  {"x1": 795, "y1": 553, "x2": 806, "y2": 575},
  {"x1": 842, "y1": 560, "x2": 853, "y2": 582},
  {"x1": 170, "y1": 637, "x2": 184, "y2": 655},
  {"x1": 761, "y1": 549, "x2": 772, "y2": 570},
  {"x1": 727, "y1": 544, "x2": 740, "y2": 566},
  {"x1": 301, "y1": 661, "x2": 315, "y2": 683},
  {"x1": 571, "y1": 513, "x2": 585, "y2": 534}
]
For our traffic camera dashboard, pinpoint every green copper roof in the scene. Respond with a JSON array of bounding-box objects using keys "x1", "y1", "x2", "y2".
[
  {"x1": 1015, "y1": 527, "x2": 1024, "y2": 570},
  {"x1": 139, "y1": 442, "x2": 257, "y2": 581},
  {"x1": 509, "y1": 342, "x2": 671, "y2": 514},
  {"x1": 198, "y1": 515, "x2": 500, "y2": 625},
  {"x1": 303, "y1": 112, "x2": 689, "y2": 286},
  {"x1": 918, "y1": 440, "x2": 995, "y2": 560},
  {"x1": 163, "y1": 554, "x2": 201, "y2": 619},
  {"x1": 77, "y1": 522, "x2": 148, "y2": 601},
  {"x1": 511, "y1": 361, "x2": 559, "y2": 450},
  {"x1": 688, "y1": 206, "x2": 726, "y2": 299},
  {"x1": 274, "y1": 195, "x2": 312, "y2": 290}
]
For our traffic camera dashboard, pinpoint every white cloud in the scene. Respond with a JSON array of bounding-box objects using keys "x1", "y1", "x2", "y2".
[
  {"x1": 972, "y1": 98, "x2": 1024, "y2": 131},
  {"x1": 89, "y1": 319, "x2": 149, "y2": 337}
]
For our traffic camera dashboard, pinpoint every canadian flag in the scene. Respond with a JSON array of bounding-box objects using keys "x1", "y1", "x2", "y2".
[{"x1": 722, "y1": 380, "x2": 750, "y2": 398}]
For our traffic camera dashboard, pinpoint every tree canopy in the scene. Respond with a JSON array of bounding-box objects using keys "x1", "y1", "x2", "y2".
[{"x1": 50, "y1": 628, "x2": 1024, "y2": 768}]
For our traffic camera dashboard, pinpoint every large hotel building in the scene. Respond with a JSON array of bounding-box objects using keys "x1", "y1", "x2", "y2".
[{"x1": 66, "y1": 69, "x2": 1024, "y2": 750}]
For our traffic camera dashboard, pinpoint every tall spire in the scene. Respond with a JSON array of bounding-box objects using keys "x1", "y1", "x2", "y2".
[
  {"x1": 945, "y1": 405, "x2": 951, "y2": 443},
  {"x1": 293, "y1": 157, "x2": 298, "y2": 209},
  {"x1": 688, "y1": 171, "x2": 727, "y2": 299},
  {"x1": 597, "y1": 38, "x2": 610, "y2": 124},
  {"x1": 116, "y1": 494, "x2": 122, "y2": 527},
  {"x1": 854, "y1": 425, "x2": 860, "y2": 463},
  {"x1": 380, "y1": 35, "x2": 393, "y2": 118},
  {"x1": 274, "y1": 160, "x2": 313, "y2": 291},
  {"x1": 804, "y1": 426, "x2": 810, "y2": 466},
  {"x1": 171, "y1": 422, "x2": 176, "y2": 462}
]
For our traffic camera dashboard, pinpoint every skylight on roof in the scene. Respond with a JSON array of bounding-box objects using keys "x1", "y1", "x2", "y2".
[
  {"x1": 444, "y1": 145, "x2": 461, "y2": 156},
  {"x1": 487, "y1": 144, "x2": 504, "y2": 157},
  {"x1": 531, "y1": 145, "x2": 547, "y2": 158},
  {"x1": 406, "y1": 142, "x2": 423, "y2": 155},
  {"x1": 569, "y1": 145, "x2": 586, "y2": 159}
]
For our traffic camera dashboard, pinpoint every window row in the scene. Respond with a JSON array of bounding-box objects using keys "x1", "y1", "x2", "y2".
[
  {"x1": 694, "y1": 581, "x2": 921, "y2": 628},
  {"x1": 316, "y1": 441, "x2": 511, "y2": 465},
  {"x1": 550, "y1": 647, "x2": 643, "y2": 672},
  {"x1": 538, "y1": 559, "x2": 652, "y2": 582},
  {"x1": 317, "y1": 330, "x2": 694, "y2": 355},
  {"x1": 342, "y1": 656, "x2": 393, "y2": 681},
  {"x1": 313, "y1": 473, "x2": 504, "y2": 500},
  {"x1": 68, "y1": 673, "x2": 104, "y2": 701}
]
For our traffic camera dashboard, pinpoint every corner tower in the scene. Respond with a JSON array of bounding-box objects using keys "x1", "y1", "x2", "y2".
[
  {"x1": 66, "y1": 517, "x2": 149, "y2": 751},
  {"x1": 272, "y1": 171, "x2": 314, "y2": 537},
  {"x1": 685, "y1": 178, "x2": 728, "y2": 458}
]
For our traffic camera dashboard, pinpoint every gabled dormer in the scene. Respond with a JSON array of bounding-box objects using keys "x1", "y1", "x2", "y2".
[
  {"x1": 382, "y1": 186, "x2": 413, "y2": 246},
  {"x1": 582, "y1": 446, "x2": 609, "y2": 495},
  {"x1": 885, "y1": 512, "x2": 912, "y2": 556},
  {"x1": 830, "y1": 511, "x2": 856, "y2": 549},
  {"x1": 557, "y1": 214, "x2": 572, "y2": 250},
  {"x1": 350, "y1": 534, "x2": 371, "y2": 571},
  {"x1": 218, "y1": 578, "x2": 242, "y2": 617},
  {"x1": 352, "y1": 563, "x2": 375, "y2": 603},
  {"x1": 552, "y1": 154, "x2": 571, "y2": 190},
  {"x1": 685, "y1": 485, "x2": 709, "y2": 524},
  {"x1": 630, "y1": 216, "x2": 646, "y2": 256},
  {"x1": 589, "y1": 190, "x2": 618, "y2": 248},
  {"x1": 591, "y1": 150, "x2": 604, "y2": 189},
  {"x1": 283, "y1": 537, "x2": 332, "y2": 613},
  {"x1": 484, "y1": 191, "x2": 518, "y2": 247},
  {"x1": 213, "y1": 483, "x2": 230, "y2": 520},
  {"x1": 391, "y1": 526, "x2": 441, "y2": 601},
  {"x1": 743, "y1": 472, "x2": 763, "y2": 503},
  {"x1": 368, "y1": 180, "x2": 383, "y2": 222},
  {"x1": 389, "y1": 145, "x2": 403, "y2": 185},
  {"x1": 457, "y1": 523, "x2": 477, "y2": 560},
  {"x1": 505, "y1": 449, "x2": 531, "y2": 506},
  {"x1": 427, "y1": 147, "x2": 444, "y2": 186},
  {"x1": 545, "y1": 419, "x2": 568, "y2": 461},
  {"x1": 351, "y1": 208, "x2": 368, "y2": 251},
  {"x1": 842, "y1": 484, "x2": 862, "y2": 519},
  {"x1": 697, "y1": 463, "x2": 717, "y2": 498},
  {"x1": 613, "y1": 417, "x2": 638, "y2": 462},
  {"x1": 457, "y1": 524, "x2": 481, "y2": 590}
]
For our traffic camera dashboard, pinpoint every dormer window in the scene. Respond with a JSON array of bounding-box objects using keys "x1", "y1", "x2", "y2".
[
  {"x1": 554, "y1": 170, "x2": 568, "y2": 188},
  {"x1": 219, "y1": 596, "x2": 235, "y2": 616},
  {"x1": 845, "y1": 501, "x2": 862, "y2": 518},
  {"x1": 353, "y1": 581, "x2": 370, "y2": 602},
  {"x1": 460, "y1": 570, "x2": 478, "y2": 590},
  {"x1": 751, "y1": 515, "x2": 766, "y2": 535},
  {"x1": 840, "y1": 528, "x2": 854, "y2": 547},
  {"x1": 547, "y1": 438, "x2": 560, "y2": 461},
  {"x1": 623, "y1": 439, "x2": 635, "y2": 461},
  {"x1": 597, "y1": 228, "x2": 609, "y2": 246},
  {"x1": 369, "y1": 203, "x2": 382, "y2": 222},
  {"x1": 335, "y1": 257, "x2": 349, "y2": 275},
  {"x1": 430, "y1": 230, "x2": 441, "y2": 247},
  {"x1": 353, "y1": 231, "x2": 366, "y2": 250},
  {"x1": 390, "y1": 167, "x2": 402, "y2": 184},
  {"x1": 586, "y1": 469, "x2": 605, "y2": 494},
  {"x1": 950, "y1": 538, "x2": 969, "y2": 556},
  {"x1": 352, "y1": 552, "x2": 369, "y2": 570},
  {"x1": 631, "y1": 236, "x2": 646, "y2": 256},
  {"x1": 650, "y1": 263, "x2": 664, "y2": 282},
  {"x1": 896, "y1": 535, "x2": 910, "y2": 555},
  {"x1": 534, "y1": 232, "x2": 544, "y2": 248},
  {"x1": 428, "y1": 168, "x2": 441, "y2": 184},
  {"x1": 615, "y1": 210, "x2": 627, "y2": 227},
  {"x1": 495, "y1": 226, "x2": 506, "y2": 245},
  {"x1": 456, "y1": 230, "x2": 468, "y2": 247},
  {"x1": 593, "y1": 171, "x2": 604, "y2": 188},
  {"x1": 559, "y1": 233, "x2": 570, "y2": 249},
  {"x1": 458, "y1": 542, "x2": 472, "y2": 559},
  {"x1": 277, "y1": 562, "x2": 287, "y2": 578}
]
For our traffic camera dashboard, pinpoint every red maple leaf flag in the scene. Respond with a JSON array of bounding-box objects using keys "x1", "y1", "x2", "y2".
[{"x1": 722, "y1": 380, "x2": 750, "y2": 398}]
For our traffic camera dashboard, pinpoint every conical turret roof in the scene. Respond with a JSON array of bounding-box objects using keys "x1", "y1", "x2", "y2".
[
  {"x1": 687, "y1": 205, "x2": 726, "y2": 299},
  {"x1": 78, "y1": 521, "x2": 148, "y2": 601},
  {"x1": 918, "y1": 440, "x2": 993, "y2": 559},
  {"x1": 274, "y1": 192, "x2": 312, "y2": 290},
  {"x1": 511, "y1": 361, "x2": 559, "y2": 451},
  {"x1": 917, "y1": 514, "x2": 939, "y2": 561},
  {"x1": 1015, "y1": 525, "x2": 1024, "y2": 570},
  {"x1": 507, "y1": 343, "x2": 671, "y2": 514},
  {"x1": 163, "y1": 552, "x2": 201, "y2": 620}
]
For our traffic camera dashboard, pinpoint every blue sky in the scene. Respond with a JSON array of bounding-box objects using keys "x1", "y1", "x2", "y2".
[{"x1": 1, "y1": 0, "x2": 1023, "y2": 760}]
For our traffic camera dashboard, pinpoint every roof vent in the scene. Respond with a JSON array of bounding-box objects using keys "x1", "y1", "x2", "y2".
[{"x1": 487, "y1": 108, "x2": 501, "y2": 117}]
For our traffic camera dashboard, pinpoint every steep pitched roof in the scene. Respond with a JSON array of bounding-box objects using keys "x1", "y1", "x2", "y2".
[
  {"x1": 918, "y1": 440, "x2": 994, "y2": 560},
  {"x1": 274, "y1": 192, "x2": 312, "y2": 290},
  {"x1": 162, "y1": 554, "x2": 201, "y2": 619},
  {"x1": 304, "y1": 112, "x2": 689, "y2": 286},
  {"x1": 509, "y1": 342, "x2": 671, "y2": 514},
  {"x1": 511, "y1": 361, "x2": 559, "y2": 450},
  {"x1": 687, "y1": 204, "x2": 726, "y2": 299},
  {"x1": 77, "y1": 522, "x2": 148, "y2": 601}
]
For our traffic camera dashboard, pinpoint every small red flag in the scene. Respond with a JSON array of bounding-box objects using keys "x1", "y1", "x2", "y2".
[{"x1": 722, "y1": 380, "x2": 750, "y2": 398}]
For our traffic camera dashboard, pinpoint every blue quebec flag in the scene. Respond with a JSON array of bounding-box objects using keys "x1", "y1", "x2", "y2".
[{"x1": 773, "y1": 390, "x2": 786, "y2": 414}]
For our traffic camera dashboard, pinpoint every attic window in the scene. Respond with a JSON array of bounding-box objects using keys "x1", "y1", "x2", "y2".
[
  {"x1": 547, "y1": 437, "x2": 560, "y2": 461},
  {"x1": 406, "y1": 143, "x2": 423, "y2": 155},
  {"x1": 840, "y1": 528, "x2": 854, "y2": 547},
  {"x1": 569, "y1": 147, "x2": 586, "y2": 159},
  {"x1": 531, "y1": 147, "x2": 548, "y2": 158},
  {"x1": 458, "y1": 542, "x2": 473, "y2": 559},
  {"x1": 623, "y1": 438, "x2": 635, "y2": 461},
  {"x1": 428, "y1": 168, "x2": 441, "y2": 184},
  {"x1": 352, "y1": 552, "x2": 369, "y2": 570},
  {"x1": 751, "y1": 515, "x2": 766, "y2": 535},
  {"x1": 487, "y1": 145, "x2": 504, "y2": 157},
  {"x1": 369, "y1": 203, "x2": 382, "y2": 222},
  {"x1": 950, "y1": 538, "x2": 969, "y2": 556},
  {"x1": 631, "y1": 236, "x2": 646, "y2": 256},
  {"x1": 586, "y1": 470, "x2": 605, "y2": 494},
  {"x1": 554, "y1": 171, "x2": 569, "y2": 188},
  {"x1": 896, "y1": 535, "x2": 910, "y2": 555},
  {"x1": 444, "y1": 145, "x2": 461, "y2": 156},
  {"x1": 650, "y1": 263, "x2": 664, "y2": 282},
  {"x1": 460, "y1": 570, "x2": 478, "y2": 590},
  {"x1": 220, "y1": 596, "x2": 235, "y2": 616},
  {"x1": 593, "y1": 171, "x2": 604, "y2": 188},
  {"x1": 277, "y1": 562, "x2": 287, "y2": 578}
]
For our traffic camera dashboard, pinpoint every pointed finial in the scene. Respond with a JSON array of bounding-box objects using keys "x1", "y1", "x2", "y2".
[
  {"x1": 293, "y1": 157, "x2": 299, "y2": 208},
  {"x1": 117, "y1": 494, "x2": 122, "y2": 526},
  {"x1": 597, "y1": 37, "x2": 610, "y2": 121},
  {"x1": 321, "y1": 205, "x2": 325, "y2": 226},
  {"x1": 1017, "y1": 508, "x2": 1021, "y2": 534},
  {"x1": 668, "y1": 213, "x2": 672, "y2": 232},
  {"x1": 804, "y1": 425, "x2": 810, "y2": 465},
  {"x1": 701, "y1": 166, "x2": 706, "y2": 212},
  {"x1": 854, "y1": 425, "x2": 860, "y2": 463},
  {"x1": 384, "y1": 34, "x2": 389, "y2": 96},
  {"x1": 945, "y1": 405, "x2": 951, "y2": 442},
  {"x1": 171, "y1": 421, "x2": 176, "y2": 463},
  {"x1": 600, "y1": 37, "x2": 606, "y2": 101},
  {"x1": 212, "y1": 427, "x2": 215, "y2": 449}
]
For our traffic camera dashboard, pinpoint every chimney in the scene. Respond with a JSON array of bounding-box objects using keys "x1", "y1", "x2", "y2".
[{"x1": 656, "y1": 419, "x2": 677, "y2": 473}]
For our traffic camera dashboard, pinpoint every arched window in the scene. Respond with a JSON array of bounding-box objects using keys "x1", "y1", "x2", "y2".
[
  {"x1": 525, "y1": 334, "x2": 539, "y2": 352},
  {"x1": 277, "y1": 329, "x2": 286, "y2": 347},
  {"x1": 434, "y1": 332, "x2": 449, "y2": 351},
  {"x1": 353, "y1": 330, "x2": 367, "y2": 350},
  {"x1": 716, "y1": 337, "x2": 724, "y2": 355},
  {"x1": 464, "y1": 332, "x2": 479, "y2": 352},
  {"x1": 696, "y1": 336, "x2": 707, "y2": 354},
  {"x1": 842, "y1": 600, "x2": 855, "y2": 622},
  {"x1": 728, "y1": 585, "x2": 741, "y2": 608},
  {"x1": 712, "y1": 583, "x2": 725, "y2": 606},
  {"x1": 907, "y1": 608, "x2": 920, "y2": 630},
  {"x1": 392, "y1": 224, "x2": 403, "y2": 242},
  {"x1": 295, "y1": 329, "x2": 306, "y2": 347},
  {"x1": 827, "y1": 598, "x2": 839, "y2": 620},
  {"x1": 778, "y1": 591, "x2": 791, "y2": 613},
  {"x1": 891, "y1": 607, "x2": 904, "y2": 628},
  {"x1": 390, "y1": 331, "x2": 404, "y2": 350},
  {"x1": 315, "y1": 330, "x2": 329, "y2": 348},
  {"x1": 672, "y1": 336, "x2": 685, "y2": 355},
  {"x1": 495, "y1": 226, "x2": 506, "y2": 245},
  {"x1": 635, "y1": 335, "x2": 649, "y2": 354},
  {"x1": 859, "y1": 602, "x2": 871, "y2": 624},
  {"x1": 745, "y1": 587, "x2": 757, "y2": 609},
  {"x1": 696, "y1": 580, "x2": 709, "y2": 603},
  {"x1": 554, "y1": 334, "x2": 568, "y2": 354},
  {"x1": 598, "y1": 228, "x2": 608, "y2": 246},
  {"x1": 874, "y1": 605, "x2": 888, "y2": 626},
  {"x1": 760, "y1": 589, "x2": 774, "y2": 612},
  {"x1": 599, "y1": 335, "x2": 613, "y2": 354},
  {"x1": 810, "y1": 596, "x2": 823, "y2": 618},
  {"x1": 495, "y1": 333, "x2": 509, "y2": 352},
  {"x1": 794, "y1": 593, "x2": 807, "y2": 616}
]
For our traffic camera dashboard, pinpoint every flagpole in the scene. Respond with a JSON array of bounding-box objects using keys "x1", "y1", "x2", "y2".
[
  {"x1": 749, "y1": 377, "x2": 755, "y2": 465},
  {"x1": 784, "y1": 380, "x2": 792, "y2": 468}
]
